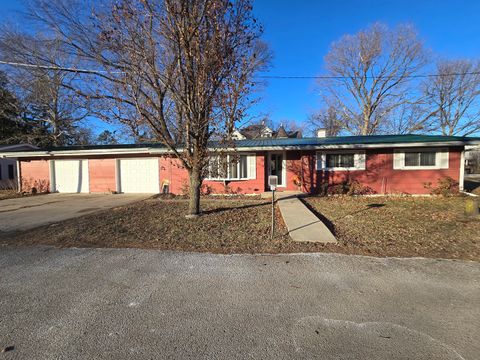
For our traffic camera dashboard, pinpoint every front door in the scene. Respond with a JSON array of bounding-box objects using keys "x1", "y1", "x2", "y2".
[{"x1": 268, "y1": 153, "x2": 285, "y2": 187}]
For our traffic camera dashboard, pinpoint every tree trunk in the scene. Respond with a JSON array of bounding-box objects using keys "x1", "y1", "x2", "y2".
[{"x1": 187, "y1": 166, "x2": 202, "y2": 216}]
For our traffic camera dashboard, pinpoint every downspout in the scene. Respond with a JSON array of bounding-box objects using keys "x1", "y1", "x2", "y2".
[
  {"x1": 300, "y1": 151, "x2": 304, "y2": 193},
  {"x1": 49, "y1": 159, "x2": 56, "y2": 193},
  {"x1": 16, "y1": 159, "x2": 21, "y2": 192}
]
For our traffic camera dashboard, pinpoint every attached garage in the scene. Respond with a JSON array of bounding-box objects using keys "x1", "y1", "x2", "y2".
[
  {"x1": 117, "y1": 158, "x2": 160, "y2": 193},
  {"x1": 52, "y1": 159, "x2": 89, "y2": 193}
]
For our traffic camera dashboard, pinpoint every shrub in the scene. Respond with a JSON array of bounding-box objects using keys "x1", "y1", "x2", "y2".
[
  {"x1": 0, "y1": 179, "x2": 17, "y2": 191},
  {"x1": 318, "y1": 179, "x2": 375, "y2": 196},
  {"x1": 424, "y1": 176, "x2": 459, "y2": 196},
  {"x1": 223, "y1": 184, "x2": 242, "y2": 195},
  {"x1": 180, "y1": 180, "x2": 214, "y2": 196},
  {"x1": 21, "y1": 178, "x2": 50, "y2": 194}
]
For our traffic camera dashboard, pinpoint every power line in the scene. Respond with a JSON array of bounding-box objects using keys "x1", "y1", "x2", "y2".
[
  {"x1": 257, "y1": 72, "x2": 480, "y2": 79},
  {"x1": 1, "y1": 59, "x2": 480, "y2": 80},
  {"x1": 0, "y1": 60, "x2": 122, "y2": 75}
]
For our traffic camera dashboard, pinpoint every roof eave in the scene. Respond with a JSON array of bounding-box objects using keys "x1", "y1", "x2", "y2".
[
  {"x1": 0, "y1": 147, "x2": 170, "y2": 159},
  {"x1": 1, "y1": 139, "x2": 478, "y2": 159},
  {"x1": 235, "y1": 140, "x2": 476, "y2": 151}
]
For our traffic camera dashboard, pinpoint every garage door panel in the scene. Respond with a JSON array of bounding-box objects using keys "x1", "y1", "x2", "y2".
[
  {"x1": 53, "y1": 160, "x2": 89, "y2": 193},
  {"x1": 119, "y1": 158, "x2": 159, "y2": 193}
]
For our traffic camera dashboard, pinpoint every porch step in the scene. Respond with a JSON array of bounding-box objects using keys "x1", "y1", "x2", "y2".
[
  {"x1": 277, "y1": 196, "x2": 337, "y2": 244},
  {"x1": 260, "y1": 190, "x2": 303, "y2": 199}
]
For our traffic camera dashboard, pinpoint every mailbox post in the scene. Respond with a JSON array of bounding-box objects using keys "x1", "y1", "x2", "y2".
[{"x1": 268, "y1": 175, "x2": 278, "y2": 239}]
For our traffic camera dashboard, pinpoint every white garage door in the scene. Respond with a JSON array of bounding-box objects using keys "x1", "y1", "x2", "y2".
[
  {"x1": 118, "y1": 158, "x2": 160, "y2": 193},
  {"x1": 52, "y1": 160, "x2": 89, "y2": 193}
]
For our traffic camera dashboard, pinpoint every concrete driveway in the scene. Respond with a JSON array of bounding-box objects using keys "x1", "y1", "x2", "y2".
[
  {"x1": 0, "y1": 194, "x2": 149, "y2": 233},
  {"x1": 0, "y1": 247, "x2": 478, "y2": 359}
]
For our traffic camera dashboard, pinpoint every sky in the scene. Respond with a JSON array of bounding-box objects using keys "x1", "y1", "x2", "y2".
[
  {"x1": 1, "y1": 0, "x2": 480, "y2": 135},
  {"x1": 250, "y1": 0, "x2": 480, "y2": 129}
]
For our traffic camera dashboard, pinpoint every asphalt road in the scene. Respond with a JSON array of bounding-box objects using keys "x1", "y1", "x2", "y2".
[
  {"x1": 0, "y1": 194, "x2": 148, "y2": 233},
  {"x1": 0, "y1": 246, "x2": 478, "y2": 359}
]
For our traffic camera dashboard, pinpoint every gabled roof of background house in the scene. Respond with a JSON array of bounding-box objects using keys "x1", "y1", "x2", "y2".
[
  {"x1": 239, "y1": 124, "x2": 272, "y2": 139},
  {"x1": 238, "y1": 123, "x2": 302, "y2": 139},
  {"x1": 1, "y1": 134, "x2": 479, "y2": 158},
  {"x1": 276, "y1": 125, "x2": 289, "y2": 138}
]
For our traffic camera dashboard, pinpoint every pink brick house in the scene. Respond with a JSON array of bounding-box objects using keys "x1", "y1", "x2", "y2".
[{"x1": 1, "y1": 134, "x2": 479, "y2": 195}]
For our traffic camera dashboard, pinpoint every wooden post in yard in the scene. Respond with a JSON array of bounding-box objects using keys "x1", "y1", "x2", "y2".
[{"x1": 271, "y1": 189, "x2": 275, "y2": 239}]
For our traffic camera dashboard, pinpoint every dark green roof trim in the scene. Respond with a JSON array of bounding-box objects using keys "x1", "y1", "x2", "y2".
[
  {"x1": 1, "y1": 134, "x2": 479, "y2": 155},
  {"x1": 232, "y1": 134, "x2": 480, "y2": 148},
  {"x1": 42, "y1": 134, "x2": 480, "y2": 151}
]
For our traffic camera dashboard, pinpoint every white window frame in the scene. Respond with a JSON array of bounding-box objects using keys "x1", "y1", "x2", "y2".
[
  {"x1": 206, "y1": 153, "x2": 253, "y2": 181},
  {"x1": 393, "y1": 148, "x2": 449, "y2": 170},
  {"x1": 316, "y1": 150, "x2": 366, "y2": 171}
]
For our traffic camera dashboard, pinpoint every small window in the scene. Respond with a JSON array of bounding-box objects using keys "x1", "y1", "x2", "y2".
[
  {"x1": 326, "y1": 153, "x2": 355, "y2": 168},
  {"x1": 8, "y1": 164, "x2": 14, "y2": 180},
  {"x1": 8, "y1": 164, "x2": 15, "y2": 180},
  {"x1": 404, "y1": 152, "x2": 436, "y2": 167}
]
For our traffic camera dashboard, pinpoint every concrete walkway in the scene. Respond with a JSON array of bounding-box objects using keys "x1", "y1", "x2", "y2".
[{"x1": 277, "y1": 196, "x2": 337, "y2": 243}]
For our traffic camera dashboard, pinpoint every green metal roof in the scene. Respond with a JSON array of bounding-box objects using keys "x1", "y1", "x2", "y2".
[
  {"x1": 232, "y1": 134, "x2": 480, "y2": 148},
  {"x1": 2, "y1": 134, "x2": 479, "y2": 153}
]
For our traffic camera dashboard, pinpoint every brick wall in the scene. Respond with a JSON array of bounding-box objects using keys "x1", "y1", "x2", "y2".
[
  {"x1": 160, "y1": 152, "x2": 266, "y2": 195},
  {"x1": 20, "y1": 160, "x2": 50, "y2": 192},
  {"x1": 17, "y1": 147, "x2": 464, "y2": 195},
  {"x1": 286, "y1": 147, "x2": 463, "y2": 195},
  {"x1": 88, "y1": 159, "x2": 116, "y2": 193}
]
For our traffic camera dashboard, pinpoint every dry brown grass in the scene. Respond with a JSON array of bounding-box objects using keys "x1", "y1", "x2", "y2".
[
  {"x1": 3, "y1": 198, "x2": 291, "y2": 253},
  {"x1": 0, "y1": 190, "x2": 22, "y2": 201},
  {"x1": 3, "y1": 196, "x2": 479, "y2": 260},
  {"x1": 304, "y1": 196, "x2": 480, "y2": 261}
]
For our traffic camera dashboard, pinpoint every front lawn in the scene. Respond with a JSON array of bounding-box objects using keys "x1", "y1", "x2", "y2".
[
  {"x1": 304, "y1": 196, "x2": 480, "y2": 261},
  {"x1": 2, "y1": 198, "x2": 291, "y2": 253},
  {"x1": 3, "y1": 196, "x2": 479, "y2": 260}
]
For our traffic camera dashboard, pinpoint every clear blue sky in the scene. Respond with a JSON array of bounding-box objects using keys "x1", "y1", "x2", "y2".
[
  {"x1": 251, "y1": 0, "x2": 480, "y2": 128},
  {"x1": 2, "y1": 0, "x2": 480, "y2": 133}
]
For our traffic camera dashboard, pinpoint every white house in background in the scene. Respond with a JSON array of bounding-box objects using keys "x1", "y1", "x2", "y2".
[
  {"x1": 0, "y1": 144, "x2": 39, "y2": 189},
  {"x1": 230, "y1": 129, "x2": 246, "y2": 140}
]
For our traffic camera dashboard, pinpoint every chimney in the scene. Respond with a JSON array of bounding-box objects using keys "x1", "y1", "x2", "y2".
[{"x1": 317, "y1": 128, "x2": 327, "y2": 138}]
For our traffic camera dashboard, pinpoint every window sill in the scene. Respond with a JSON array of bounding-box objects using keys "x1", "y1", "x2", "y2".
[
  {"x1": 395, "y1": 166, "x2": 443, "y2": 170},
  {"x1": 318, "y1": 167, "x2": 365, "y2": 171},
  {"x1": 205, "y1": 178, "x2": 250, "y2": 181}
]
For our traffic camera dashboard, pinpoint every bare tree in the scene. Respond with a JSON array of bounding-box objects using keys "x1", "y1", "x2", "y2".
[
  {"x1": 281, "y1": 119, "x2": 306, "y2": 136},
  {"x1": 309, "y1": 105, "x2": 344, "y2": 136},
  {"x1": 319, "y1": 23, "x2": 428, "y2": 135},
  {"x1": 0, "y1": 31, "x2": 91, "y2": 146},
  {"x1": 25, "y1": 0, "x2": 264, "y2": 215},
  {"x1": 423, "y1": 59, "x2": 480, "y2": 136},
  {"x1": 380, "y1": 99, "x2": 438, "y2": 134},
  {"x1": 220, "y1": 40, "x2": 271, "y2": 138}
]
